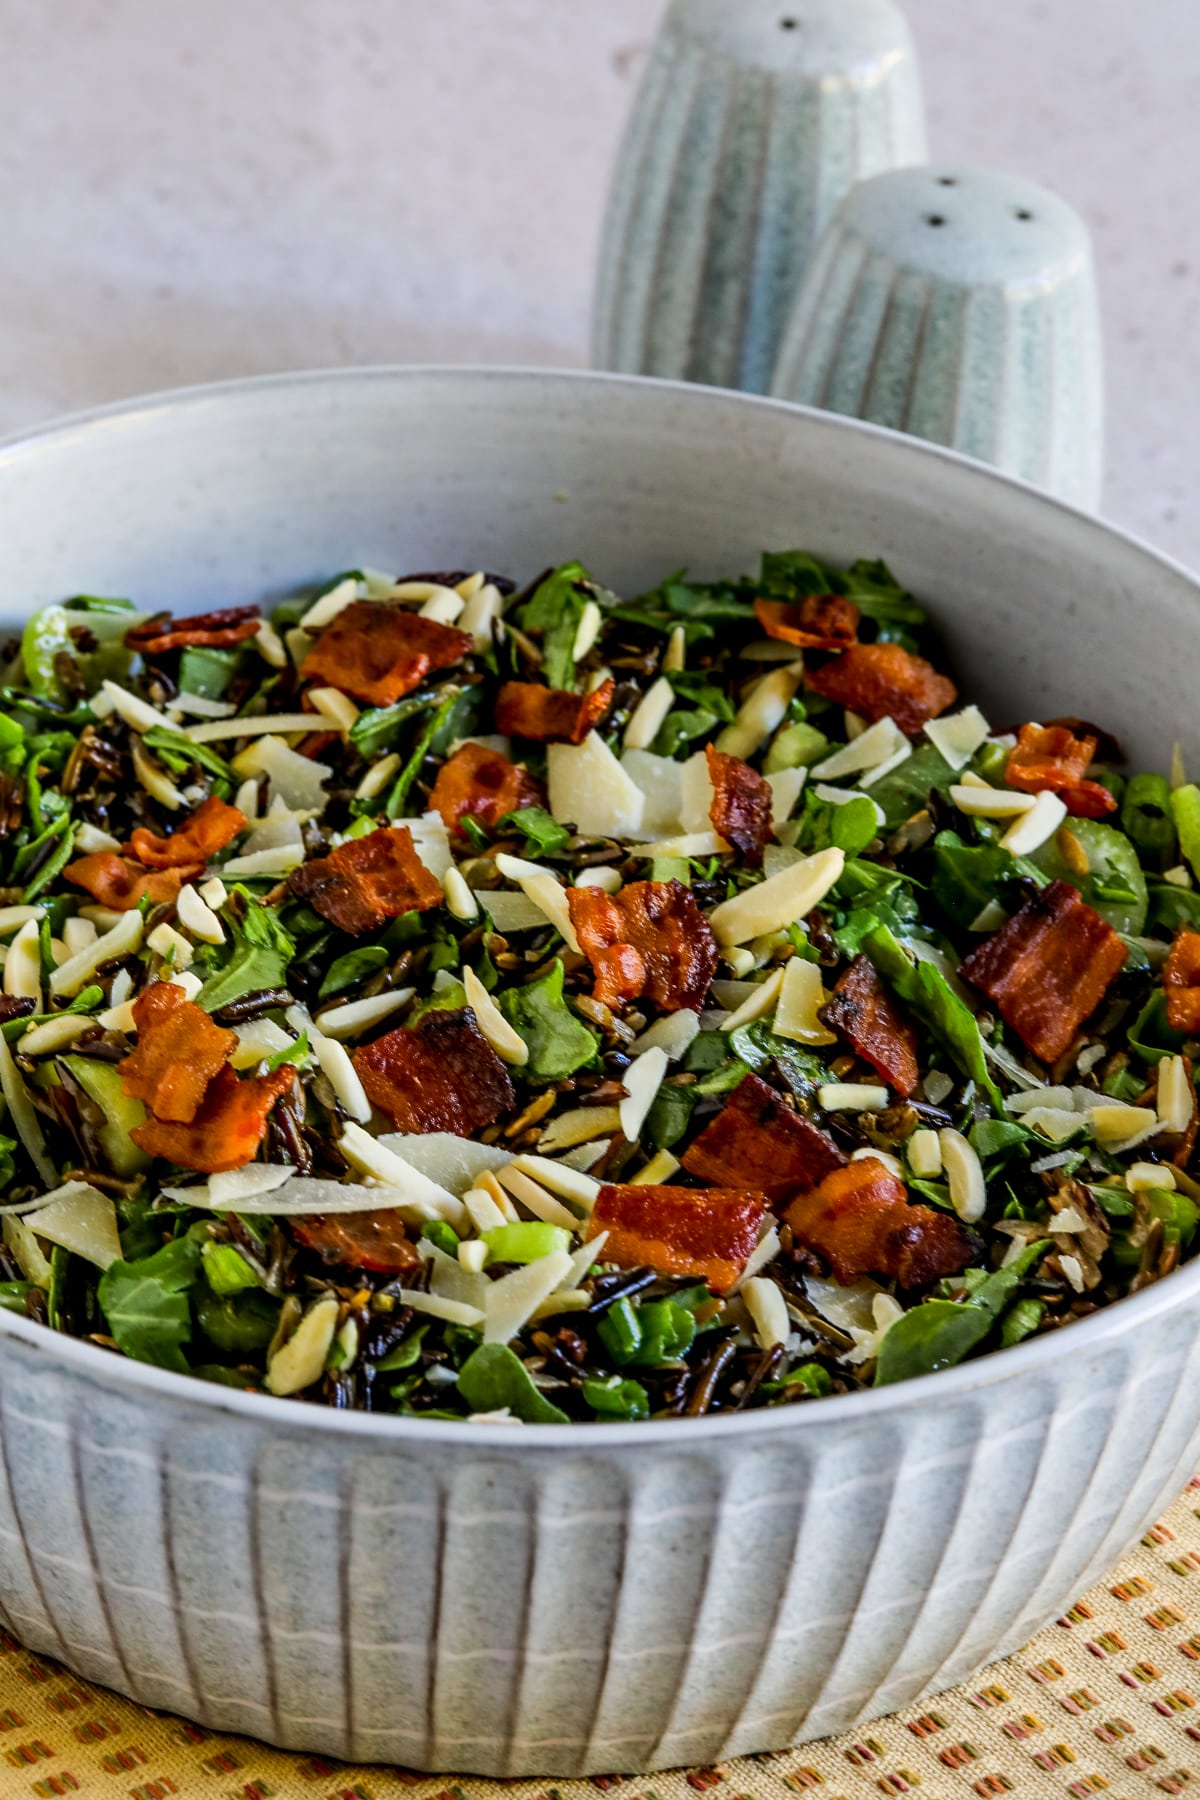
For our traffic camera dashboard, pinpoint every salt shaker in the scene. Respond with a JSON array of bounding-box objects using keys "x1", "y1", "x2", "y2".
[
  {"x1": 770, "y1": 165, "x2": 1104, "y2": 509},
  {"x1": 592, "y1": 0, "x2": 927, "y2": 394}
]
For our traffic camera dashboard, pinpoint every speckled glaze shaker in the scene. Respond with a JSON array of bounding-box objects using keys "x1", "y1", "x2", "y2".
[
  {"x1": 592, "y1": 0, "x2": 927, "y2": 395},
  {"x1": 771, "y1": 165, "x2": 1104, "y2": 509}
]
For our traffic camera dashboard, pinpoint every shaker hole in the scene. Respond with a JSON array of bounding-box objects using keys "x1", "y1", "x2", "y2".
[
  {"x1": 926, "y1": 214, "x2": 948, "y2": 228},
  {"x1": 936, "y1": 176, "x2": 957, "y2": 187},
  {"x1": 1015, "y1": 208, "x2": 1035, "y2": 221},
  {"x1": 780, "y1": 16, "x2": 798, "y2": 28}
]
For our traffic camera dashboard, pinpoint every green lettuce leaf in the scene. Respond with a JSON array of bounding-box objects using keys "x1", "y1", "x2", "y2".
[
  {"x1": 874, "y1": 1239, "x2": 1050, "y2": 1385},
  {"x1": 863, "y1": 925, "x2": 1004, "y2": 1110},
  {"x1": 97, "y1": 1236, "x2": 203, "y2": 1374},
  {"x1": 456, "y1": 1342, "x2": 568, "y2": 1424},
  {"x1": 497, "y1": 958, "x2": 599, "y2": 1081}
]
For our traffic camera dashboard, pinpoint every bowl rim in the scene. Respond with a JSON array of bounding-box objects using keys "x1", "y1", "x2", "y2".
[{"x1": 3, "y1": 359, "x2": 1199, "y2": 1448}]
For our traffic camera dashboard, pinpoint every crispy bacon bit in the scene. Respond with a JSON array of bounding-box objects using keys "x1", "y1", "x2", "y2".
[
  {"x1": 119, "y1": 983, "x2": 236, "y2": 1122},
  {"x1": 126, "y1": 605, "x2": 262, "y2": 655},
  {"x1": 131, "y1": 1065, "x2": 294, "y2": 1173},
  {"x1": 64, "y1": 851, "x2": 195, "y2": 911},
  {"x1": 681, "y1": 1071, "x2": 846, "y2": 1201},
  {"x1": 1004, "y1": 723, "x2": 1117, "y2": 819},
  {"x1": 300, "y1": 600, "x2": 471, "y2": 706},
  {"x1": 291, "y1": 1211, "x2": 421, "y2": 1275},
  {"x1": 1164, "y1": 930, "x2": 1200, "y2": 1033},
  {"x1": 494, "y1": 678, "x2": 615, "y2": 745},
  {"x1": 818, "y1": 955, "x2": 919, "y2": 1096},
  {"x1": 288, "y1": 826, "x2": 443, "y2": 935},
  {"x1": 353, "y1": 1008, "x2": 515, "y2": 1136},
  {"x1": 567, "y1": 879, "x2": 718, "y2": 1013},
  {"x1": 706, "y1": 744, "x2": 774, "y2": 866},
  {"x1": 784, "y1": 1157, "x2": 978, "y2": 1286},
  {"x1": 753, "y1": 594, "x2": 860, "y2": 651},
  {"x1": 806, "y1": 643, "x2": 957, "y2": 736},
  {"x1": 128, "y1": 796, "x2": 248, "y2": 869},
  {"x1": 427, "y1": 741, "x2": 545, "y2": 836},
  {"x1": 959, "y1": 878, "x2": 1126, "y2": 1064},
  {"x1": 587, "y1": 1184, "x2": 767, "y2": 1294}
]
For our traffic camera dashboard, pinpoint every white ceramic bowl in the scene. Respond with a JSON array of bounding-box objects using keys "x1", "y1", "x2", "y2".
[{"x1": 1, "y1": 369, "x2": 1199, "y2": 1778}]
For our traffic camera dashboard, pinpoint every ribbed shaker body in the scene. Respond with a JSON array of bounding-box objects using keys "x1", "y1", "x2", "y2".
[
  {"x1": 593, "y1": 0, "x2": 926, "y2": 394},
  {"x1": 771, "y1": 166, "x2": 1104, "y2": 508}
]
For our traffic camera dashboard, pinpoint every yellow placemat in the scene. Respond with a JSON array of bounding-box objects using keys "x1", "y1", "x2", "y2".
[{"x1": 3, "y1": 1482, "x2": 1200, "y2": 1800}]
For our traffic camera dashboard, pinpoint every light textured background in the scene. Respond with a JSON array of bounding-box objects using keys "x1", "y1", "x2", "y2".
[{"x1": 1, "y1": 0, "x2": 1196, "y2": 564}]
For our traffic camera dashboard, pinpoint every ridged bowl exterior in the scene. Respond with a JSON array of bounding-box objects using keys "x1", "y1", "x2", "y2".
[
  {"x1": 592, "y1": 0, "x2": 926, "y2": 394},
  {"x1": 771, "y1": 167, "x2": 1104, "y2": 509},
  {"x1": 0, "y1": 368, "x2": 1197, "y2": 1775}
]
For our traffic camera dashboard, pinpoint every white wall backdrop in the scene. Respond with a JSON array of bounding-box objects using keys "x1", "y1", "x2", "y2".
[{"x1": 0, "y1": 0, "x2": 1195, "y2": 561}]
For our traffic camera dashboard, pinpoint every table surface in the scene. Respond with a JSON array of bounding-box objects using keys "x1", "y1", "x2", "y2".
[{"x1": 1, "y1": 0, "x2": 1196, "y2": 560}]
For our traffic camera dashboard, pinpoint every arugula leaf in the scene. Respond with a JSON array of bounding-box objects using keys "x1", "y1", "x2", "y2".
[
  {"x1": 1171, "y1": 783, "x2": 1200, "y2": 881},
  {"x1": 20, "y1": 815, "x2": 75, "y2": 903},
  {"x1": 97, "y1": 1236, "x2": 203, "y2": 1374},
  {"x1": 1149, "y1": 881, "x2": 1200, "y2": 935},
  {"x1": 728, "y1": 1021, "x2": 826, "y2": 1095},
  {"x1": 196, "y1": 891, "x2": 295, "y2": 1013},
  {"x1": 318, "y1": 945, "x2": 389, "y2": 1000},
  {"x1": 863, "y1": 925, "x2": 1004, "y2": 1110},
  {"x1": 644, "y1": 1083, "x2": 697, "y2": 1150},
  {"x1": 142, "y1": 727, "x2": 235, "y2": 784},
  {"x1": 456, "y1": 1342, "x2": 569, "y2": 1424},
  {"x1": 866, "y1": 745, "x2": 957, "y2": 829},
  {"x1": 348, "y1": 692, "x2": 431, "y2": 761},
  {"x1": 1032, "y1": 819, "x2": 1148, "y2": 935},
  {"x1": 496, "y1": 958, "x2": 599, "y2": 1081},
  {"x1": 385, "y1": 690, "x2": 460, "y2": 819},
  {"x1": 519, "y1": 562, "x2": 592, "y2": 690},
  {"x1": 764, "y1": 719, "x2": 829, "y2": 774},
  {"x1": 499, "y1": 806, "x2": 570, "y2": 856},
  {"x1": 930, "y1": 831, "x2": 1027, "y2": 931},
  {"x1": 874, "y1": 1239, "x2": 1050, "y2": 1385},
  {"x1": 653, "y1": 707, "x2": 722, "y2": 759},
  {"x1": 969, "y1": 1118, "x2": 1032, "y2": 1161},
  {"x1": 1127, "y1": 989, "x2": 1185, "y2": 1064}
]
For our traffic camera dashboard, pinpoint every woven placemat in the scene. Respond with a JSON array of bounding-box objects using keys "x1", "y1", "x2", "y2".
[{"x1": 3, "y1": 1481, "x2": 1199, "y2": 1799}]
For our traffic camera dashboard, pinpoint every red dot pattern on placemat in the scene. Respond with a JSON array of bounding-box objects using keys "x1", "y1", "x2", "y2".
[{"x1": 5, "y1": 1480, "x2": 1200, "y2": 1798}]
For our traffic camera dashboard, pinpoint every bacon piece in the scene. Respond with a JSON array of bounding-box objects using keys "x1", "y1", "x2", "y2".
[
  {"x1": 587, "y1": 1184, "x2": 767, "y2": 1294},
  {"x1": 353, "y1": 1008, "x2": 515, "y2": 1136},
  {"x1": 681, "y1": 1071, "x2": 846, "y2": 1202},
  {"x1": 300, "y1": 600, "x2": 470, "y2": 706},
  {"x1": 785, "y1": 1157, "x2": 978, "y2": 1287},
  {"x1": 819, "y1": 955, "x2": 919, "y2": 1096},
  {"x1": 131, "y1": 1065, "x2": 294, "y2": 1173},
  {"x1": 1004, "y1": 724, "x2": 1117, "y2": 819},
  {"x1": 64, "y1": 852, "x2": 196, "y2": 911},
  {"x1": 427, "y1": 741, "x2": 545, "y2": 836},
  {"x1": 288, "y1": 826, "x2": 443, "y2": 935},
  {"x1": 706, "y1": 744, "x2": 774, "y2": 866},
  {"x1": 753, "y1": 594, "x2": 860, "y2": 651},
  {"x1": 128, "y1": 796, "x2": 248, "y2": 869},
  {"x1": 959, "y1": 878, "x2": 1126, "y2": 1064},
  {"x1": 494, "y1": 678, "x2": 615, "y2": 746},
  {"x1": 126, "y1": 605, "x2": 262, "y2": 654},
  {"x1": 119, "y1": 982, "x2": 236, "y2": 1122},
  {"x1": 567, "y1": 879, "x2": 718, "y2": 1014},
  {"x1": 806, "y1": 643, "x2": 956, "y2": 736},
  {"x1": 291, "y1": 1211, "x2": 421, "y2": 1275},
  {"x1": 1164, "y1": 930, "x2": 1200, "y2": 1033}
]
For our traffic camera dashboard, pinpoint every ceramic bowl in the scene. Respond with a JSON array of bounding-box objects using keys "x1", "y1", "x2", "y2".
[{"x1": 1, "y1": 368, "x2": 1198, "y2": 1778}]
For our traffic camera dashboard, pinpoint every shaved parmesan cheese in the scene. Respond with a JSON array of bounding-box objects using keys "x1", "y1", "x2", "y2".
[
  {"x1": 924, "y1": 705, "x2": 990, "y2": 770},
  {"x1": 494, "y1": 853, "x2": 579, "y2": 951},
  {"x1": 722, "y1": 966, "x2": 786, "y2": 1033},
  {"x1": 176, "y1": 884, "x2": 224, "y2": 945},
  {"x1": 229, "y1": 736, "x2": 331, "y2": 816},
  {"x1": 733, "y1": 1223, "x2": 782, "y2": 1290},
  {"x1": 50, "y1": 908, "x2": 143, "y2": 996},
  {"x1": 208, "y1": 1164, "x2": 292, "y2": 1204},
  {"x1": 266, "y1": 1295, "x2": 340, "y2": 1395},
  {"x1": 939, "y1": 1129, "x2": 986, "y2": 1222},
  {"x1": 463, "y1": 966, "x2": 528, "y2": 1065},
  {"x1": 464, "y1": 1185, "x2": 509, "y2": 1233},
  {"x1": 98, "y1": 679, "x2": 168, "y2": 733},
  {"x1": 495, "y1": 1167, "x2": 579, "y2": 1231},
  {"x1": 621, "y1": 749, "x2": 685, "y2": 839},
  {"x1": 1158, "y1": 1054, "x2": 1194, "y2": 1135},
  {"x1": 774, "y1": 956, "x2": 837, "y2": 1045},
  {"x1": 716, "y1": 667, "x2": 801, "y2": 761},
  {"x1": 481, "y1": 889, "x2": 551, "y2": 933},
  {"x1": 19, "y1": 1014, "x2": 94, "y2": 1057},
  {"x1": 509, "y1": 1153, "x2": 601, "y2": 1209},
  {"x1": 377, "y1": 1132, "x2": 511, "y2": 1195},
  {"x1": 804, "y1": 1274, "x2": 883, "y2": 1336},
  {"x1": 538, "y1": 1105, "x2": 623, "y2": 1153},
  {"x1": 619, "y1": 1046, "x2": 668, "y2": 1142},
  {"x1": 1000, "y1": 789, "x2": 1068, "y2": 855},
  {"x1": 147, "y1": 922, "x2": 194, "y2": 967},
  {"x1": 3, "y1": 920, "x2": 41, "y2": 1006},
  {"x1": 630, "y1": 1148, "x2": 681, "y2": 1185},
  {"x1": 858, "y1": 743, "x2": 913, "y2": 788},
  {"x1": 308, "y1": 686, "x2": 360, "y2": 732},
  {"x1": 26, "y1": 1185, "x2": 121, "y2": 1268},
  {"x1": 742, "y1": 1276, "x2": 790, "y2": 1350},
  {"x1": 0, "y1": 1027, "x2": 54, "y2": 1184},
  {"x1": 678, "y1": 750, "x2": 715, "y2": 833},
  {"x1": 314, "y1": 989, "x2": 413, "y2": 1040},
  {"x1": 949, "y1": 781, "x2": 1037, "y2": 818},
  {"x1": 1021, "y1": 1106, "x2": 1086, "y2": 1141},
  {"x1": 624, "y1": 677, "x2": 675, "y2": 752},
  {"x1": 187, "y1": 713, "x2": 326, "y2": 745},
  {"x1": 631, "y1": 1008, "x2": 700, "y2": 1061},
  {"x1": 74, "y1": 823, "x2": 121, "y2": 854},
  {"x1": 407, "y1": 812, "x2": 453, "y2": 882},
  {"x1": 1128, "y1": 1161, "x2": 1176, "y2": 1192},
  {"x1": 418, "y1": 589, "x2": 465, "y2": 624},
  {"x1": 708, "y1": 846, "x2": 844, "y2": 945},
  {"x1": 812, "y1": 716, "x2": 906, "y2": 781},
  {"x1": 546, "y1": 732, "x2": 645, "y2": 839},
  {"x1": 819, "y1": 1083, "x2": 889, "y2": 1112},
  {"x1": 484, "y1": 1250, "x2": 575, "y2": 1344},
  {"x1": 1008, "y1": 1085, "x2": 1074, "y2": 1114},
  {"x1": 631, "y1": 830, "x2": 728, "y2": 859},
  {"x1": 766, "y1": 766, "x2": 806, "y2": 825},
  {"x1": 338, "y1": 1121, "x2": 462, "y2": 1211},
  {"x1": 1091, "y1": 1104, "x2": 1159, "y2": 1150}
]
